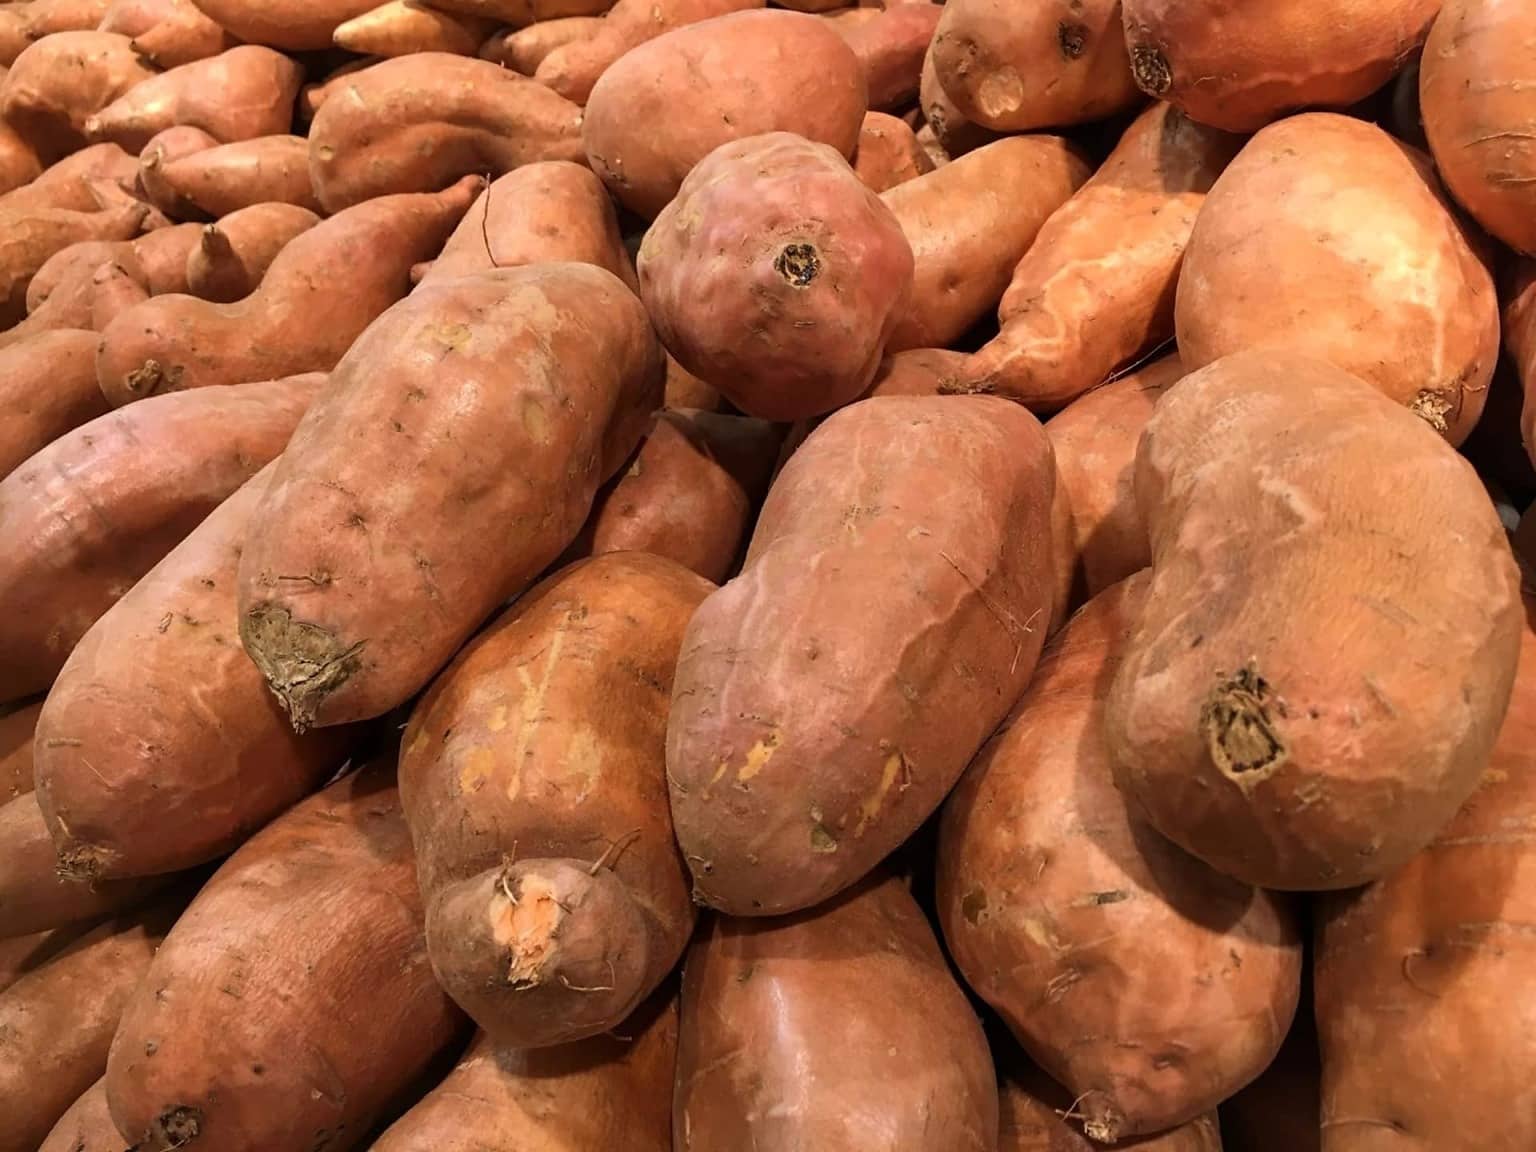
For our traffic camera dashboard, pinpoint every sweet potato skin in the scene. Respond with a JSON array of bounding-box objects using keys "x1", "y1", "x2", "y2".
[
  {"x1": 0, "y1": 700, "x2": 41, "y2": 801},
  {"x1": 96, "y1": 179, "x2": 478, "y2": 405},
  {"x1": 238, "y1": 264, "x2": 663, "y2": 731},
  {"x1": 480, "y1": 16, "x2": 602, "y2": 73},
  {"x1": 0, "y1": 121, "x2": 39, "y2": 195},
  {"x1": 153, "y1": 135, "x2": 322, "y2": 219},
  {"x1": 0, "y1": 31, "x2": 156, "y2": 161},
  {"x1": 863, "y1": 346, "x2": 967, "y2": 398},
  {"x1": 137, "y1": 124, "x2": 220, "y2": 217},
  {"x1": 837, "y1": 2, "x2": 941, "y2": 110},
  {"x1": 1105, "y1": 350, "x2": 1524, "y2": 890},
  {"x1": 334, "y1": 1, "x2": 493, "y2": 56},
  {"x1": 178, "y1": 0, "x2": 379, "y2": 50},
  {"x1": 0, "y1": 330, "x2": 108, "y2": 481},
  {"x1": 639, "y1": 132, "x2": 913, "y2": 421},
  {"x1": 964, "y1": 103, "x2": 1239, "y2": 409},
  {"x1": 676, "y1": 875, "x2": 999, "y2": 1150},
  {"x1": 1000, "y1": 1063, "x2": 1223, "y2": 1152},
  {"x1": 38, "y1": 1078, "x2": 121, "y2": 1152},
  {"x1": 0, "y1": 373, "x2": 323, "y2": 703},
  {"x1": 583, "y1": 9, "x2": 867, "y2": 219},
  {"x1": 1219, "y1": 1000, "x2": 1321, "y2": 1152},
  {"x1": 99, "y1": 0, "x2": 237, "y2": 68},
  {"x1": 184, "y1": 202, "x2": 321, "y2": 303},
  {"x1": 667, "y1": 395, "x2": 1061, "y2": 915},
  {"x1": 0, "y1": 188, "x2": 146, "y2": 328},
  {"x1": 882, "y1": 134, "x2": 1090, "y2": 351},
  {"x1": 853, "y1": 110, "x2": 932, "y2": 193},
  {"x1": 106, "y1": 764, "x2": 468, "y2": 1152},
  {"x1": 28, "y1": 224, "x2": 203, "y2": 308},
  {"x1": 431, "y1": 0, "x2": 616, "y2": 24},
  {"x1": 308, "y1": 54, "x2": 585, "y2": 213},
  {"x1": 1509, "y1": 259, "x2": 1536, "y2": 471},
  {"x1": 939, "y1": 575, "x2": 1302, "y2": 1141},
  {"x1": 1176, "y1": 114, "x2": 1499, "y2": 446},
  {"x1": 1122, "y1": 0, "x2": 1440, "y2": 133}
]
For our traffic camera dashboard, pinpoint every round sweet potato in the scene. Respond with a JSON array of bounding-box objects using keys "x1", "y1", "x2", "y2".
[
  {"x1": 639, "y1": 132, "x2": 913, "y2": 421},
  {"x1": 334, "y1": 0, "x2": 493, "y2": 55},
  {"x1": 480, "y1": 16, "x2": 602, "y2": 73},
  {"x1": 930, "y1": 0, "x2": 1140, "y2": 132},
  {"x1": 1000, "y1": 1061, "x2": 1223, "y2": 1152},
  {"x1": 136, "y1": 124, "x2": 220, "y2": 217},
  {"x1": 1122, "y1": 0, "x2": 1440, "y2": 133},
  {"x1": 0, "y1": 330, "x2": 109, "y2": 481},
  {"x1": 0, "y1": 142, "x2": 138, "y2": 215},
  {"x1": 38, "y1": 1079, "x2": 120, "y2": 1152},
  {"x1": 939, "y1": 575, "x2": 1302, "y2": 1142},
  {"x1": 0, "y1": 31, "x2": 156, "y2": 161},
  {"x1": 175, "y1": 0, "x2": 379, "y2": 50},
  {"x1": 1105, "y1": 350, "x2": 1524, "y2": 890},
  {"x1": 1176, "y1": 113, "x2": 1499, "y2": 446},
  {"x1": 667, "y1": 394, "x2": 1063, "y2": 915},
  {"x1": 583, "y1": 9, "x2": 866, "y2": 219},
  {"x1": 149, "y1": 135, "x2": 321, "y2": 219},
  {"x1": 184, "y1": 202, "x2": 320, "y2": 303},
  {"x1": 835, "y1": 2, "x2": 941, "y2": 110},
  {"x1": 100, "y1": 0, "x2": 237, "y2": 67},
  {"x1": 853, "y1": 110, "x2": 932, "y2": 193},
  {"x1": 676, "y1": 875, "x2": 998, "y2": 1150}
]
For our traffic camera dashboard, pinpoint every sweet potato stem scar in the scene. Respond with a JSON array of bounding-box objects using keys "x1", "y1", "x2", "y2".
[
  {"x1": 1201, "y1": 663, "x2": 1287, "y2": 789},
  {"x1": 774, "y1": 243, "x2": 820, "y2": 286}
]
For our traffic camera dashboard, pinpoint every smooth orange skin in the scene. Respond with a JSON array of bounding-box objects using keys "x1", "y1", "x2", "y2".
[
  {"x1": 152, "y1": 135, "x2": 322, "y2": 219},
  {"x1": 853, "y1": 111, "x2": 933, "y2": 193},
  {"x1": 0, "y1": 331, "x2": 109, "y2": 481}
]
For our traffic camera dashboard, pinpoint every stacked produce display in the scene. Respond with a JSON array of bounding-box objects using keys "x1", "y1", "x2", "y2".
[{"x1": 0, "y1": 0, "x2": 1533, "y2": 1148}]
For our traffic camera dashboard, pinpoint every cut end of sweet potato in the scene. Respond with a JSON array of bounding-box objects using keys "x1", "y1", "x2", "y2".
[
  {"x1": 1200, "y1": 663, "x2": 1289, "y2": 790},
  {"x1": 240, "y1": 604, "x2": 364, "y2": 734},
  {"x1": 492, "y1": 871, "x2": 567, "y2": 991}
]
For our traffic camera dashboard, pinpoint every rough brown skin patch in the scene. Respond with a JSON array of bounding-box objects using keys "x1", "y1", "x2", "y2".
[
  {"x1": 1057, "y1": 22, "x2": 1088, "y2": 60},
  {"x1": 1130, "y1": 45, "x2": 1172, "y2": 96},
  {"x1": 126, "y1": 360, "x2": 183, "y2": 397},
  {"x1": 1411, "y1": 389, "x2": 1453, "y2": 433},
  {"x1": 131, "y1": 1105, "x2": 203, "y2": 1150},
  {"x1": 54, "y1": 840, "x2": 110, "y2": 884},
  {"x1": 240, "y1": 603, "x2": 365, "y2": 734},
  {"x1": 1200, "y1": 664, "x2": 1288, "y2": 788},
  {"x1": 774, "y1": 243, "x2": 821, "y2": 287}
]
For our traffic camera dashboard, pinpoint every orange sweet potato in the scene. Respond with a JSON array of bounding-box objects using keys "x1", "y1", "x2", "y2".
[
  {"x1": 0, "y1": 31, "x2": 156, "y2": 161},
  {"x1": 582, "y1": 9, "x2": 867, "y2": 219},
  {"x1": 1000, "y1": 1059, "x2": 1223, "y2": 1152},
  {"x1": 372, "y1": 1005, "x2": 675, "y2": 1152},
  {"x1": 667, "y1": 394, "x2": 1061, "y2": 915},
  {"x1": 1, "y1": 142, "x2": 138, "y2": 210},
  {"x1": 919, "y1": 38, "x2": 997, "y2": 161},
  {"x1": 1105, "y1": 350, "x2": 1524, "y2": 890},
  {"x1": 534, "y1": 0, "x2": 763, "y2": 106},
  {"x1": 0, "y1": 699, "x2": 41, "y2": 800},
  {"x1": 863, "y1": 346, "x2": 967, "y2": 397},
  {"x1": 96, "y1": 179, "x2": 477, "y2": 404},
  {"x1": 136, "y1": 123, "x2": 219, "y2": 216},
  {"x1": 882, "y1": 134, "x2": 1090, "y2": 351},
  {"x1": 0, "y1": 330, "x2": 108, "y2": 479},
  {"x1": 0, "y1": 256, "x2": 148, "y2": 348},
  {"x1": 238, "y1": 264, "x2": 662, "y2": 731},
  {"x1": 431, "y1": 0, "x2": 616, "y2": 24},
  {"x1": 0, "y1": 925, "x2": 76, "y2": 996},
  {"x1": 176, "y1": 0, "x2": 379, "y2": 50},
  {"x1": 1508, "y1": 259, "x2": 1536, "y2": 470},
  {"x1": 38, "y1": 1078, "x2": 120, "y2": 1152},
  {"x1": 0, "y1": 181, "x2": 147, "y2": 326},
  {"x1": 836, "y1": 2, "x2": 941, "y2": 110},
  {"x1": 1122, "y1": 0, "x2": 1439, "y2": 133},
  {"x1": 297, "y1": 56, "x2": 381, "y2": 121},
  {"x1": 0, "y1": 0, "x2": 112, "y2": 66},
  {"x1": 149, "y1": 134, "x2": 320, "y2": 218},
  {"x1": 963, "y1": 103, "x2": 1239, "y2": 409},
  {"x1": 939, "y1": 575, "x2": 1302, "y2": 1141},
  {"x1": 99, "y1": 0, "x2": 237, "y2": 67},
  {"x1": 105, "y1": 764, "x2": 469, "y2": 1152},
  {"x1": 0, "y1": 372, "x2": 323, "y2": 703},
  {"x1": 639, "y1": 133, "x2": 914, "y2": 421},
  {"x1": 1177, "y1": 114, "x2": 1499, "y2": 445},
  {"x1": 85, "y1": 46, "x2": 303, "y2": 153},
  {"x1": 663, "y1": 352, "x2": 722, "y2": 411},
  {"x1": 335, "y1": 0, "x2": 493, "y2": 55},
  {"x1": 34, "y1": 459, "x2": 359, "y2": 881},
  {"x1": 480, "y1": 15, "x2": 602, "y2": 73},
  {"x1": 0, "y1": 120, "x2": 38, "y2": 195},
  {"x1": 853, "y1": 110, "x2": 932, "y2": 193},
  {"x1": 26, "y1": 223, "x2": 203, "y2": 310},
  {"x1": 184, "y1": 202, "x2": 320, "y2": 302},
  {"x1": 677, "y1": 875, "x2": 999, "y2": 1149},
  {"x1": 308, "y1": 54, "x2": 585, "y2": 212}
]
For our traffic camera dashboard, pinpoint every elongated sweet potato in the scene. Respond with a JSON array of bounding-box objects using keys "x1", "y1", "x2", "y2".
[
  {"x1": 836, "y1": 2, "x2": 941, "y2": 110},
  {"x1": 238, "y1": 264, "x2": 662, "y2": 731},
  {"x1": 0, "y1": 143, "x2": 138, "y2": 216},
  {"x1": 853, "y1": 110, "x2": 932, "y2": 192},
  {"x1": 0, "y1": 372, "x2": 322, "y2": 703},
  {"x1": 0, "y1": 120, "x2": 38, "y2": 195},
  {"x1": 0, "y1": 330, "x2": 108, "y2": 480},
  {"x1": 96, "y1": 179, "x2": 477, "y2": 405},
  {"x1": 1509, "y1": 259, "x2": 1536, "y2": 470},
  {"x1": 1045, "y1": 354, "x2": 1183, "y2": 598},
  {"x1": 149, "y1": 134, "x2": 320, "y2": 218},
  {"x1": 178, "y1": 0, "x2": 379, "y2": 50},
  {"x1": 668, "y1": 395, "x2": 1061, "y2": 915},
  {"x1": 0, "y1": 255, "x2": 148, "y2": 349},
  {"x1": 1106, "y1": 350, "x2": 1523, "y2": 890},
  {"x1": 0, "y1": 699, "x2": 41, "y2": 800},
  {"x1": 400, "y1": 554, "x2": 705, "y2": 1046},
  {"x1": 0, "y1": 926, "x2": 78, "y2": 996},
  {"x1": 1177, "y1": 114, "x2": 1498, "y2": 445},
  {"x1": 0, "y1": 0, "x2": 112, "y2": 65},
  {"x1": 882, "y1": 134, "x2": 1089, "y2": 352},
  {"x1": 335, "y1": 0, "x2": 492, "y2": 55},
  {"x1": 420, "y1": 162, "x2": 632, "y2": 289},
  {"x1": 0, "y1": 184, "x2": 146, "y2": 327},
  {"x1": 639, "y1": 133, "x2": 913, "y2": 421},
  {"x1": 136, "y1": 124, "x2": 219, "y2": 216},
  {"x1": 583, "y1": 9, "x2": 866, "y2": 219},
  {"x1": 27, "y1": 223, "x2": 202, "y2": 310},
  {"x1": 677, "y1": 875, "x2": 998, "y2": 1149},
  {"x1": 0, "y1": 898, "x2": 178, "y2": 1152},
  {"x1": 481, "y1": 16, "x2": 602, "y2": 73},
  {"x1": 105, "y1": 763, "x2": 468, "y2": 1152},
  {"x1": 34, "y1": 460, "x2": 358, "y2": 882},
  {"x1": 1122, "y1": 0, "x2": 1438, "y2": 133},
  {"x1": 85, "y1": 46, "x2": 303, "y2": 153},
  {"x1": 940, "y1": 575, "x2": 1302, "y2": 1142},
  {"x1": 432, "y1": 0, "x2": 615, "y2": 23},
  {"x1": 100, "y1": 0, "x2": 236, "y2": 67},
  {"x1": 184, "y1": 203, "x2": 320, "y2": 302},
  {"x1": 535, "y1": 0, "x2": 763, "y2": 106},
  {"x1": 1219, "y1": 998, "x2": 1320, "y2": 1152},
  {"x1": 38, "y1": 1079, "x2": 120, "y2": 1152},
  {"x1": 0, "y1": 31, "x2": 155, "y2": 161},
  {"x1": 308, "y1": 54, "x2": 585, "y2": 212},
  {"x1": 1000, "y1": 1059, "x2": 1223, "y2": 1152},
  {"x1": 963, "y1": 103, "x2": 1238, "y2": 409}
]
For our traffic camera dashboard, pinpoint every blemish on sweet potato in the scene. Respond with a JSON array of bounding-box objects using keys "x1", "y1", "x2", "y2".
[
  {"x1": 1201, "y1": 664, "x2": 1288, "y2": 787},
  {"x1": 1130, "y1": 45, "x2": 1172, "y2": 95},
  {"x1": 240, "y1": 604, "x2": 365, "y2": 734},
  {"x1": 773, "y1": 243, "x2": 821, "y2": 287}
]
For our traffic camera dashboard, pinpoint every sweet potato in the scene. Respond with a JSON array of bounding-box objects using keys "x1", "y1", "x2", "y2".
[
  {"x1": 853, "y1": 110, "x2": 932, "y2": 192},
  {"x1": 1105, "y1": 350, "x2": 1524, "y2": 890},
  {"x1": 0, "y1": 331, "x2": 108, "y2": 479},
  {"x1": 335, "y1": 0, "x2": 492, "y2": 55},
  {"x1": 184, "y1": 203, "x2": 320, "y2": 303},
  {"x1": 667, "y1": 394, "x2": 1060, "y2": 914},
  {"x1": 0, "y1": 372, "x2": 322, "y2": 703},
  {"x1": 962, "y1": 103, "x2": 1238, "y2": 409},
  {"x1": 0, "y1": 0, "x2": 112, "y2": 65},
  {"x1": 1509, "y1": 259, "x2": 1536, "y2": 470},
  {"x1": 0, "y1": 181, "x2": 147, "y2": 327},
  {"x1": 0, "y1": 255, "x2": 148, "y2": 348},
  {"x1": 1044, "y1": 354, "x2": 1183, "y2": 598},
  {"x1": 308, "y1": 54, "x2": 585, "y2": 212},
  {"x1": 0, "y1": 31, "x2": 157, "y2": 161},
  {"x1": 677, "y1": 875, "x2": 999, "y2": 1149},
  {"x1": 238, "y1": 263, "x2": 662, "y2": 731},
  {"x1": 1122, "y1": 0, "x2": 1439, "y2": 133},
  {"x1": 1177, "y1": 114, "x2": 1498, "y2": 445},
  {"x1": 0, "y1": 699, "x2": 41, "y2": 800},
  {"x1": 836, "y1": 2, "x2": 941, "y2": 110},
  {"x1": 419, "y1": 162, "x2": 633, "y2": 289},
  {"x1": 105, "y1": 763, "x2": 468, "y2": 1152},
  {"x1": 85, "y1": 46, "x2": 303, "y2": 153},
  {"x1": 372, "y1": 1004, "x2": 674, "y2": 1152},
  {"x1": 148, "y1": 134, "x2": 320, "y2": 219},
  {"x1": 1316, "y1": 598, "x2": 1536, "y2": 1152},
  {"x1": 862, "y1": 346, "x2": 967, "y2": 398},
  {"x1": 1000, "y1": 1060, "x2": 1223, "y2": 1152},
  {"x1": 96, "y1": 179, "x2": 477, "y2": 405},
  {"x1": 431, "y1": 0, "x2": 616, "y2": 23},
  {"x1": 919, "y1": 38, "x2": 997, "y2": 160},
  {"x1": 38, "y1": 1079, "x2": 120, "y2": 1152},
  {"x1": 298, "y1": 56, "x2": 381, "y2": 121},
  {"x1": 0, "y1": 899, "x2": 178, "y2": 1152},
  {"x1": 663, "y1": 352, "x2": 722, "y2": 411},
  {"x1": 583, "y1": 9, "x2": 867, "y2": 219},
  {"x1": 0, "y1": 143, "x2": 138, "y2": 215},
  {"x1": 100, "y1": 0, "x2": 237, "y2": 67},
  {"x1": 0, "y1": 926, "x2": 77, "y2": 996},
  {"x1": 0, "y1": 119, "x2": 38, "y2": 195},
  {"x1": 34, "y1": 459, "x2": 359, "y2": 882},
  {"x1": 882, "y1": 134, "x2": 1089, "y2": 352},
  {"x1": 639, "y1": 133, "x2": 913, "y2": 421},
  {"x1": 1219, "y1": 997, "x2": 1320, "y2": 1152},
  {"x1": 534, "y1": 0, "x2": 763, "y2": 106},
  {"x1": 480, "y1": 16, "x2": 602, "y2": 73},
  {"x1": 939, "y1": 575, "x2": 1302, "y2": 1141},
  {"x1": 176, "y1": 0, "x2": 379, "y2": 50},
  {"x1": 930, "y1": 0, "x2": 1139, "y2": 133},
  {"x1": 27, "y1": 224, "x2": 202, "y2": 310},
  {"x1": 136, "y1": 123, "x2": 219, "y2": 216}
]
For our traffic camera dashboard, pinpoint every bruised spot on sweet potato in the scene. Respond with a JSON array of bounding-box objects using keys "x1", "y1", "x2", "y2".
[
  {"x1": 774, "y1": 243, "x2": 821, "y2": 287},
  {"x1": 1201, "y1": 664, "x2": 1287, "y2": 787},
  {"x1": 1057, "y1": 22, "x2": 1088, "y2": 59},
  {"x1": 1131, "y1": 45, "x2": 1172, "y2": 95},
  {"x1": 240, "y1": 604, "x2": 365, "y2": 733}
]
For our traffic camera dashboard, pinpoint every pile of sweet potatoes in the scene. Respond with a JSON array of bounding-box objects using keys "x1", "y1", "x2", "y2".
[{"x1": 3, "y1": 1, "x2": 1536, "y2": 1149}]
